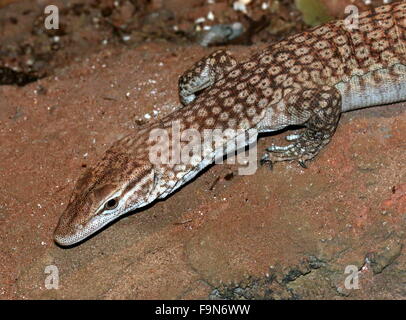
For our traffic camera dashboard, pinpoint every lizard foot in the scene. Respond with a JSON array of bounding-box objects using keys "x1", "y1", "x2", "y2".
[
  {"x1": 261, "y1": 131, "x2": 330, "y2": 168},
  {"x1": 179, "y1": 50, "x2": 237, "y2": 105},
  {"x1": 260, "y1": 85, "x2": 342, "y2": 169}
]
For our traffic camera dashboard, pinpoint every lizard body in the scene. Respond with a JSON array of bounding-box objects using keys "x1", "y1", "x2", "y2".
[{"x1": 54, "y1": 2, "x2": 406, "y2": 246}]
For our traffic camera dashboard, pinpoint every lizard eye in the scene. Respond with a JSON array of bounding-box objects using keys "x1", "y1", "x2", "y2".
[{"x1": 104, "y1": 198, "x2": 119, "y2": 210}]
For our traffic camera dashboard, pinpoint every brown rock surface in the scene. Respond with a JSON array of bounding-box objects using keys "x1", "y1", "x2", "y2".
[{"x1": 0, "y1": 0, "x2": 405, "y2": 300}]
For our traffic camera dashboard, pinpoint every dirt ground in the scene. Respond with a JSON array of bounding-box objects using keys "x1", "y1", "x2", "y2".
[{"x1": 0, "y1": 0, "x2": 405, "y2": 300}]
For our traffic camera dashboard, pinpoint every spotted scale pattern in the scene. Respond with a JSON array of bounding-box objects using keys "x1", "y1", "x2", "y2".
[
  {"x1": 176, "y1": 1, "x2": 406, "y2": 165},
  {"x1": 178, "y1": 49, "x2": 237, "y2": 105},
  {"x1": 54, "y1": 2, "x2": 406, "y2": 246}
]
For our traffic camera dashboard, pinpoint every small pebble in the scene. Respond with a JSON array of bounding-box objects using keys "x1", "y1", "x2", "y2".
[{"x1": 195, "y1": 17, "x2": 206, "y2": 24}]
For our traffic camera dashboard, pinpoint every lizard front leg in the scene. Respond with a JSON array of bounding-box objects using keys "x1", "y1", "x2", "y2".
[
  {"x1": 178, "y1": 49, "x2": 237, "y2": 105},
  {"x1": 261, "y1": 86, "x2": 342, "y2": 168}
]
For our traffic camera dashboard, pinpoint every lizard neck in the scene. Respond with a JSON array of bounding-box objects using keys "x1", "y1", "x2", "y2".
[{"x1": 148, "y1": 100, "x2": 261, "y2": 199}]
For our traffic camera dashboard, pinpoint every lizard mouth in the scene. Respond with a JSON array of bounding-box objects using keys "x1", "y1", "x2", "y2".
[
  {"x1": 54, "y1": 224, "x2": 93, "y2": 246},
  {"x1": 54, "y1": 232, "x2": 86, "y2": 246},
  {"x1": 54, "y1": 214, "x2": 114, "y2": 246}
]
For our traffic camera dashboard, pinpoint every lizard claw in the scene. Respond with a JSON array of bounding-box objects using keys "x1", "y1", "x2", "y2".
[
  {"x1": 263, "y1": 142, "x2": 313, "y2": 169},
  {"x1": 260, "y1": 153, "x2": 273, "y2": 170},
  {"x1": 298, "y1": 160, "x2": 308, "y2": 168}
]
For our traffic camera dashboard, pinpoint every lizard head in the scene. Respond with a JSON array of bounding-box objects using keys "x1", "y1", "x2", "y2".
[{"x1": 54, "y1": 137, "x2": 161, "y2": 246}]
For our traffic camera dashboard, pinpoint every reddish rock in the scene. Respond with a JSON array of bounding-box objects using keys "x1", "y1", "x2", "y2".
[{"x1": 0, "y1": 0, "x2": 405, "y2": 300}]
